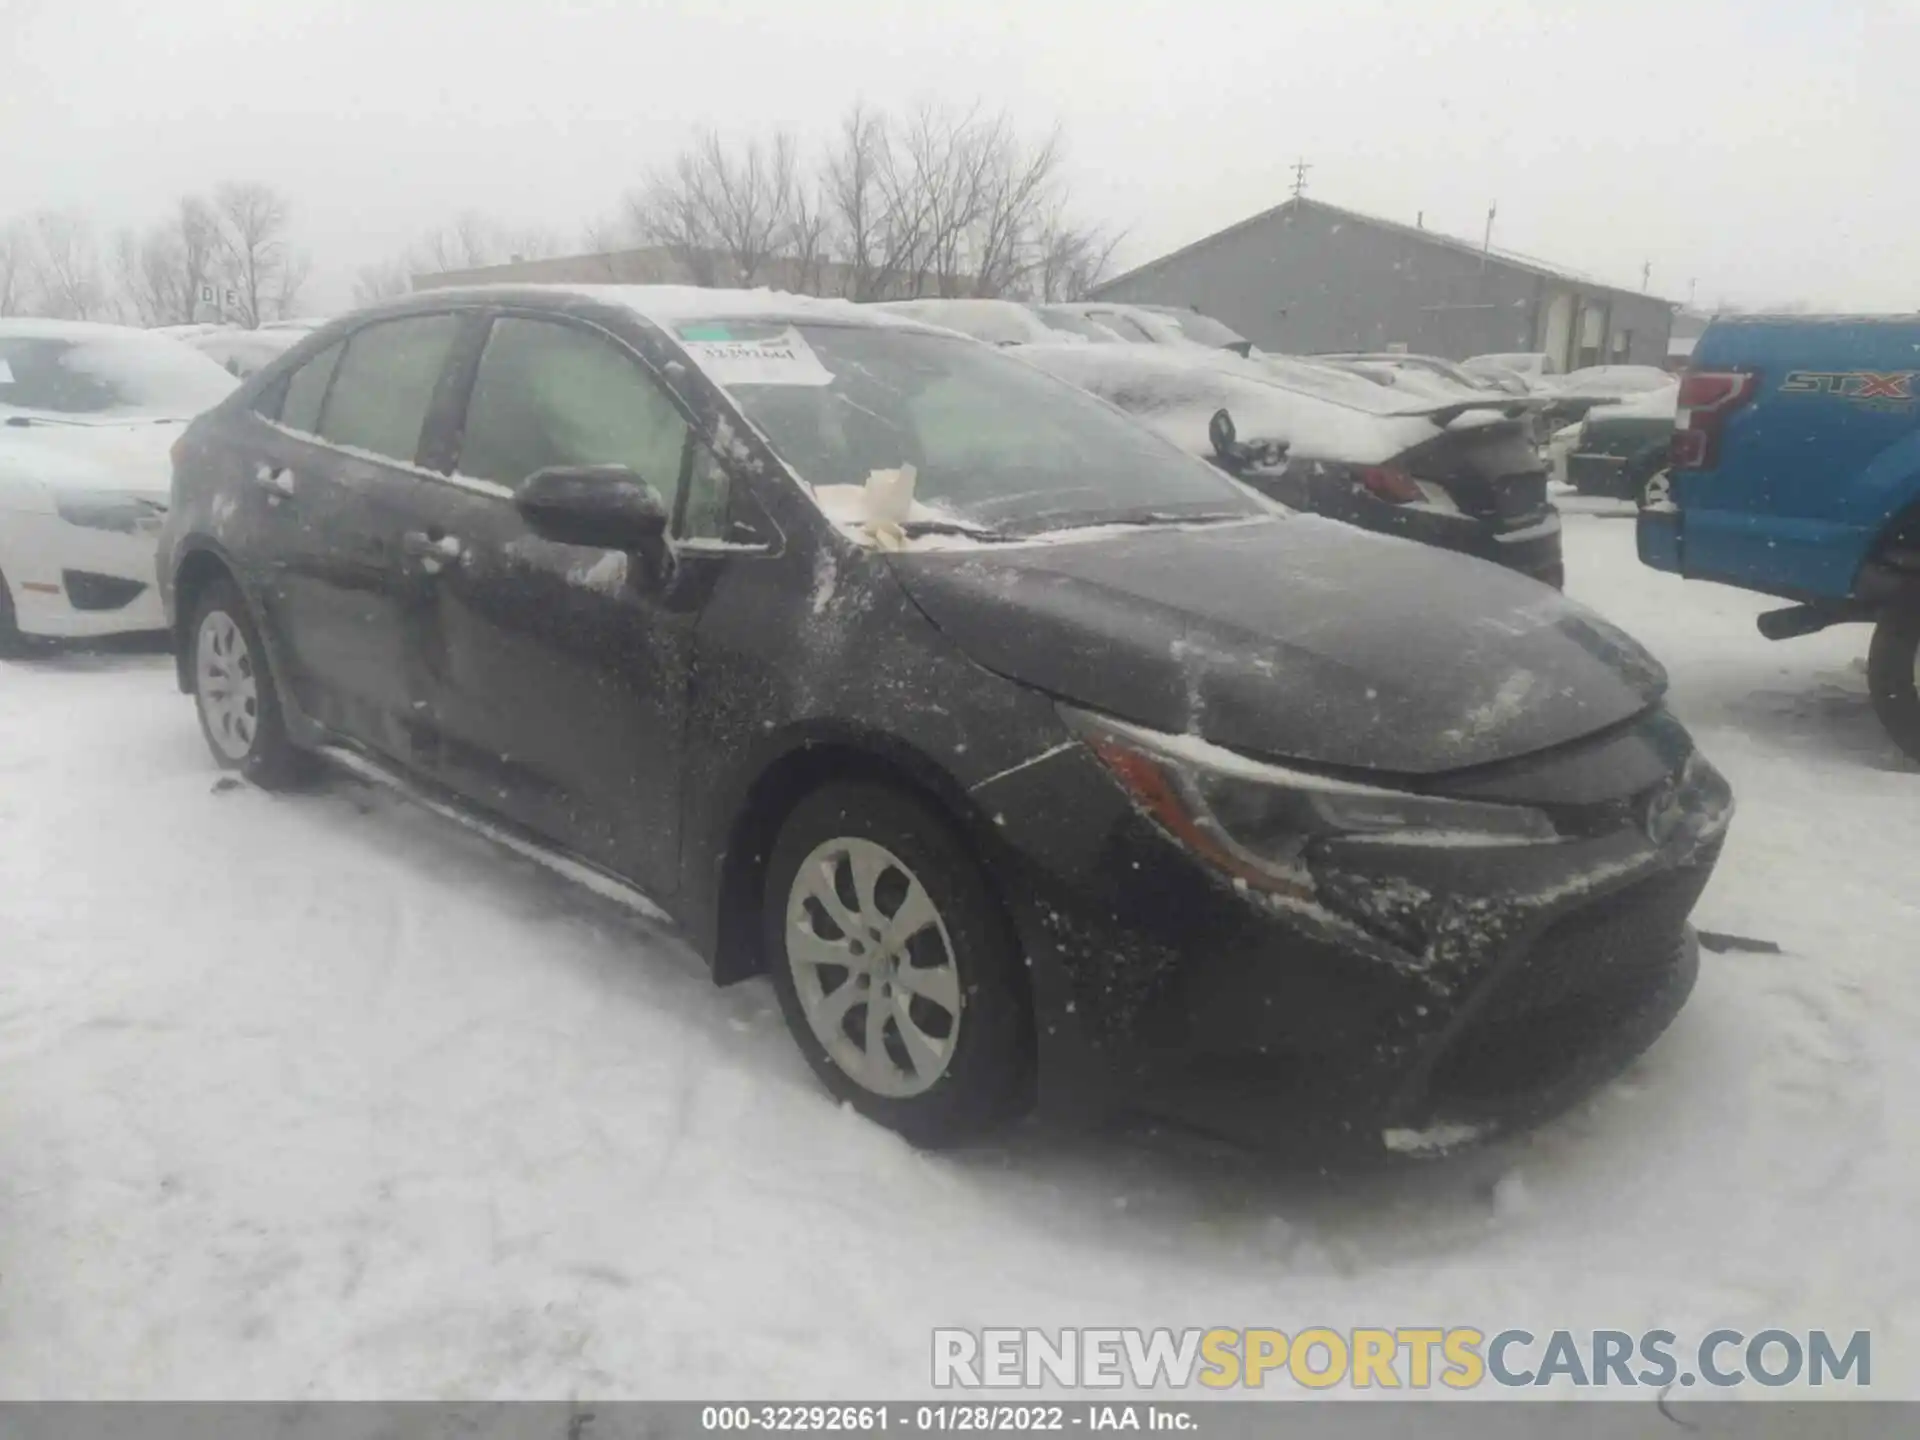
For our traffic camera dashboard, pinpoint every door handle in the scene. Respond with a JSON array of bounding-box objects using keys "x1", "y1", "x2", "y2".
[
  {"x1": 401, "y1": 530, "x2": 464, "y2": 574},
  {"x1": 254, "y1": 463, "x2": 295, "y2": 497}
]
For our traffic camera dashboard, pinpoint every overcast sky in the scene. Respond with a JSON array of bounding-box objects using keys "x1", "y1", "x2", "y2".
[{"x1": 6, "y1": 0, "x2": 1915, "y2": 316}]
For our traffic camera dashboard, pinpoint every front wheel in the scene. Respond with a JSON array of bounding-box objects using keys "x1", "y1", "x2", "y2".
[
  {"x1": 1867, "y1": 604, "x2": 1920, "y2": 763},
  {"x1": 189, "y1": 578, "x2": 314, "y2": 788},
  {"x1": 0, "y1": 566, "x2": 38, "y2": 659},
  {"x1": 763, "y1": 781, "x2": 1034, "y2": 1147}
]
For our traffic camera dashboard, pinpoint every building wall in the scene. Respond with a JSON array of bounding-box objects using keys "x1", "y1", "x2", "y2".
[
  {"x1": 1095, "y1": 203, "x2": 1673, "y2": 366},
  {"x1": 1592, "y1": 290, "x2": 1675, "y2": 369}
]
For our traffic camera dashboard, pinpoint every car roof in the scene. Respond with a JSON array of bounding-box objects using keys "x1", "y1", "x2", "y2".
[{"x1": 361, "y1": 283, "x2": 941, "y2": 336}]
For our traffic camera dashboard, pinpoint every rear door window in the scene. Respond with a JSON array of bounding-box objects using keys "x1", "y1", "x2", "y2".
[
  {"x1": 275, "y1": 341, "x2": 343, "y2": 432},
  {"x1": 317, "y1": 315, "x2": 458, "y2": 464}
]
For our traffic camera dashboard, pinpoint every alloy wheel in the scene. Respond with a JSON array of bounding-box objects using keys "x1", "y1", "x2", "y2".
[
  {"x1": 196, "y1": 610, "x2": 259, "y2": 761},
  {"x1": 784, "y1": 836, "x2": 962, "y2": 1098}
]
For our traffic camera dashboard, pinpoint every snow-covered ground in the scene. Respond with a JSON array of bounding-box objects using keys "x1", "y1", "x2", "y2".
[{"x1": 2, "y1": 509, "x2": 1916, "y2": 1400}]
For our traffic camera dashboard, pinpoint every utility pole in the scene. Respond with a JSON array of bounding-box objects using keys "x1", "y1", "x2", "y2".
[
  {"x1": 1687, "y1": 277, "x2": 1697, "y2": 309},
  {"x1": 1480, "y1": 204, "x2": 1497, "y2": 271},
  {"x1": 1289, "y1": 159, "x2": 1312, "y2": 199},
  {"x1": 1642, "y1": 260, "x2": 1651, "y2": 292}
]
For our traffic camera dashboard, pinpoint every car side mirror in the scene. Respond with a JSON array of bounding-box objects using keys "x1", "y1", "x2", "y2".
[
  {"x1": 1208, "y1": 407, "x2": 1237, "y2": 459},
  {"x1": 516, "y1": 465, "x2": 669, "y2": 553}
]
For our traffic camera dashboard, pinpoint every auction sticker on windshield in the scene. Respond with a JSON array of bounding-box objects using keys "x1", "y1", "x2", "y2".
[{"x1": 679, "y1": 325, "x2": 835, "y2": 387}]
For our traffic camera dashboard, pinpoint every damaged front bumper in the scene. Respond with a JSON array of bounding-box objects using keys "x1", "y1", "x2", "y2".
[{"x1": 982, "y1": 708, "x2": 1733, "y2": 1154}]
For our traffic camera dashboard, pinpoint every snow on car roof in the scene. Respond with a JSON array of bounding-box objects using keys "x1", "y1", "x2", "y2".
[
  {"x1": 1015, "y1": 342, "x2": 1441, "y2": 465},
  {"x1": 0, "y1": 317, "x2": 174, "y2": 341},
  {"x1": 418, "y1": 283, "x2": 941, "y2": 334},
  {"x1": 869, "y1": 297, "x2": 1064, "y2": 346}
]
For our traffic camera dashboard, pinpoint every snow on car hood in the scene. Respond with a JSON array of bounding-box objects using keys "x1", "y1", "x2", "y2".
[
  {"x1": 0, "y1": 418, "x2": 182, "y2": 501},
  {"x1": 890, "y1": 515, "x2": 1666, "y2": 775}
]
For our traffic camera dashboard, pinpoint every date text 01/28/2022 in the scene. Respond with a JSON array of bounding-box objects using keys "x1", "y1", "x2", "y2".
[{"x1": 700, "y1": 1405, "x2": 1196, "y2": 1431}]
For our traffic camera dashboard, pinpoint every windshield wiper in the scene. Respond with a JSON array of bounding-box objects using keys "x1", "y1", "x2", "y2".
[
  {"x1": 896, "y1": 518, "x2": 1014, "y2": 541},
  {"x1": 1046, "y1": 507, "x2": 1256, "y2": 530}
]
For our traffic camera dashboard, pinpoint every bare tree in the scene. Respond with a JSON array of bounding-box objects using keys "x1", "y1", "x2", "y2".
[
  {"x1": 351, "y1": 257, "x2": 413, "y2": 305},
  {"x1": 822, "y1": 102, "x2": 895, "y2": 299},
  {"x1": 213, "y1": 181, "x2": 307, "y2": 326},
  {"x1": 413, "y1": 211, "x2": 559, "y2": 275},
  {"x1": 357, "y1": 212, "x2": 564, "y2": 301},
  {"x1": 616, "y1": 99, "x2": 1106, "y2": 302},
  {"x1": 626, "y1": 133, "x2": 785, "y2": 288},
  {"x1": 112, "y1": 226, "x2": 177, "y2": 326},
  {"x1": 0, "y1": 220, "x2": 30, "y2": 317},
  {"x1": 786, "y1": 180, "x2": 830, "y2": 297},
  {"x1": 175, "y1": 195, "x2": 222, "y2": 320},
  {"x1": 28, "y1": 211, "x2": 110, "y2": 320},
  {"x1": 1028, "y1": 210, "x2": 1123, "y2": 302},
  {"x1": 106, "y1": 196, "x2": 236, "y2": 326}
]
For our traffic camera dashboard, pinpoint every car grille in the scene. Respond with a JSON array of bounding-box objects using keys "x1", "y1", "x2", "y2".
[{"x1": 1422, "y1": 849, "x2": 1718, "y2": 1108}]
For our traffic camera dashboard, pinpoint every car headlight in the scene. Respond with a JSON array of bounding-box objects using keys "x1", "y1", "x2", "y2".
[
  {"x1": 1059, "y1": 704, "x2": 1559, "y2": 894},
  {"x1": 55, "y1": 493, "x2": 167, "y2": 534}
]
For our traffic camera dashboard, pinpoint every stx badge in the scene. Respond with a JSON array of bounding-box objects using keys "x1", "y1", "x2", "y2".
[{"x1": 1780, "y1": 370, "x2": 1919, "y2": 406}]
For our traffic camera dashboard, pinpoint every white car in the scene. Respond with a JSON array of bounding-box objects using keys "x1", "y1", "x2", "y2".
[
  {"x1": 184, "y1": 325, "x2": 309, "y2": 379},
  {"x1": 1045, "y1": 301, "x2": 1258, "y2": 356},
  {"x1": 1, "y1": 320, "x2": 238, "y2": 652},
  {"x1": 868, "y1": 298, "x2": 1088, "y2": 347},
  {"x1": 1464, "y1": 352, "x2": 1561, "y2": 389}
]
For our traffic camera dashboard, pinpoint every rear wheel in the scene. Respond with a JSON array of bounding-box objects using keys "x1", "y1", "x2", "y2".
[
  {"x1": 0, "y1": 568, "x2": 30, "y2": 659},
  {"x1": 763, "y1": 781, "x2": 1034, "y2": 1147},
  {"x1": 1638, "y1": 467, "x2": 1671, "y2": 509},
  {"x1": 1867, "y1": 604, "x2": 1920, "y2": 763},
  {"x1": 189, "y1": 578, "x2": 313, "y2": 788}
]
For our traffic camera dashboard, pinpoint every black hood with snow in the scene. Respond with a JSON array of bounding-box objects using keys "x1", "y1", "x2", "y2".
[{"x1": 888, "y1": 516, "x2": 1666, "y2": 776}]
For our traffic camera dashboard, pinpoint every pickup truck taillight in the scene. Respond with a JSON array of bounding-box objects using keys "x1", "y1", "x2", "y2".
[{"x1": 1670, "y1": 370, "x2": 1757, "y2": 471}]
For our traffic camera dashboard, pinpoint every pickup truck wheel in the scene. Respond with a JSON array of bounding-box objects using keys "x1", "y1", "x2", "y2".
[{"x1": 1867, "y1": 606, "x2": 1920, "y2": 763}]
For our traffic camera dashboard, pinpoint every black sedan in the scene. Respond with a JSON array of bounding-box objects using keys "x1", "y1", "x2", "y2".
[
  {"x1": 1018, "y1": 343, "x2": 1567, "y2": 589},
  {"x1": 159, "y1": 286, "x2": 1731, "y2": 1153}
]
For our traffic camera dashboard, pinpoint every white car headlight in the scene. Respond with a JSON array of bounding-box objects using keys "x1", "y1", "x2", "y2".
[{"x1": 1060, "y1": 704, "x2": 1559, "y2": 894}]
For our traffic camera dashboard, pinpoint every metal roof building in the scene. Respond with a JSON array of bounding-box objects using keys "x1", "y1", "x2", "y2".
[{"x1": 1094, "y1": 197, "x2": 1676, "y2": 370}]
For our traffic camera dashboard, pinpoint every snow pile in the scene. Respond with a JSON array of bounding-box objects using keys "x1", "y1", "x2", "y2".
[{"x1": 1, "y1": 513, "x2": 1917, "y2": 1398}]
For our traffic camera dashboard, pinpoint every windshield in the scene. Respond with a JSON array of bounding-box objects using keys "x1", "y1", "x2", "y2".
[
  {"x1": 1034, "y1": 307, "x2": 1123, "y2": 342},
  {"x1": 0, "y1": 331, "x2": 239, "y2": 418},
  {"x1": 677, "y1": 319, "x2": 1263, "y2": 534},
  {"x1": 1143, "y1": 308, "x2": 1251, "y2": 350}
]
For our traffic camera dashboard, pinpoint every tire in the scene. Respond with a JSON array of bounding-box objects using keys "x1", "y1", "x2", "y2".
[
  {"x1": 0, "y1": 568, "x2": 32, "y2": 659},
  {"x1": 188, "y1": 578, "x2": 314, "y2": 788},
  {"x1": 763, "y1": 780, "x2": 1034, "y2": 1146},
  {"x1": 1637, "y1": 465, "x2": 1670, "y2": 510},
  {"x1": 1867, "y1": 604, "x2": 1920, "y2": 763}
]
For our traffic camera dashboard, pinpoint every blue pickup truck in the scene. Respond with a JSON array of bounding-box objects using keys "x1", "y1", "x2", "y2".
[{"x1": 1638, "y1": 314, "x2": 1920, "y2": 760}]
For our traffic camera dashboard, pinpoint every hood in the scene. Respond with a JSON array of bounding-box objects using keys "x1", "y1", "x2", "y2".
[
  {"x1": 0, "y1": 418, "x2": 182, "y2": 500},
  {"x1": 888, "y1": 517, "x2": 1666, "y2": 776}
]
